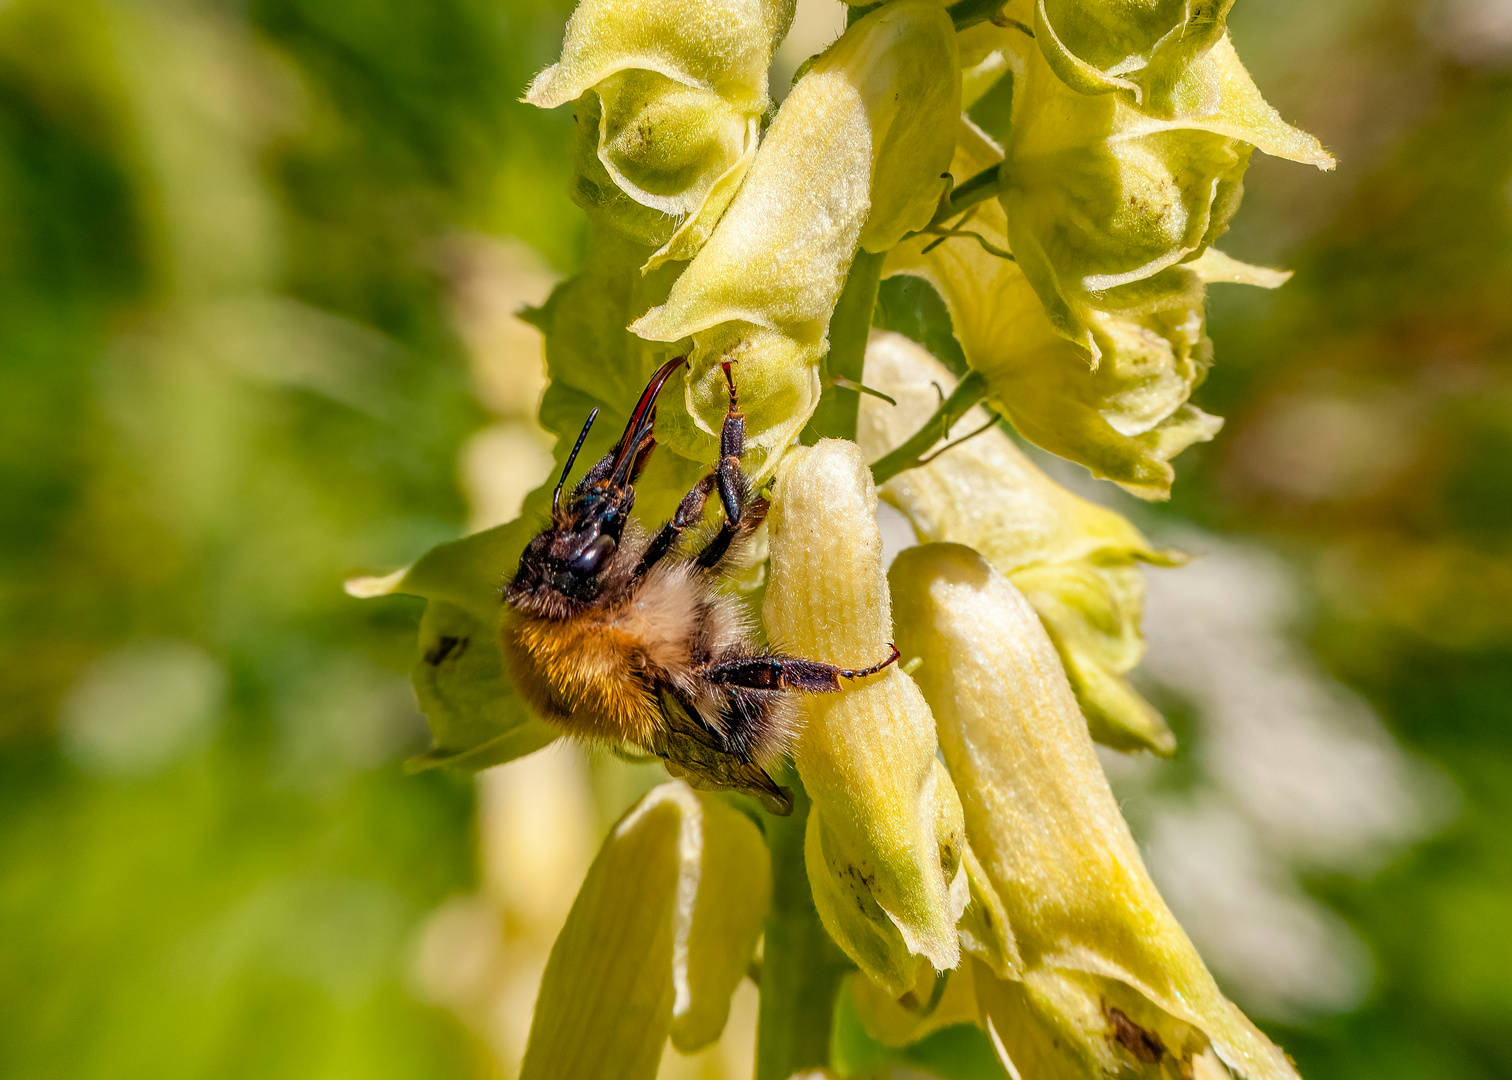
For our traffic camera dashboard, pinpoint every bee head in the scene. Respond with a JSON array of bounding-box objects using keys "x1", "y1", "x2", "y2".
[{"x1": 506, "y1": 356, "x2": 685, "y2": 610}]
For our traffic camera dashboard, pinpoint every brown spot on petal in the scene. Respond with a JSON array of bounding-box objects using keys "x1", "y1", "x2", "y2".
[
  {"x1": 424, "y1": 635, "x2": 465, "y2": 666},
  {"x1": 1106, "y1": 1005, "x2": 1166, "y2": 1064}
]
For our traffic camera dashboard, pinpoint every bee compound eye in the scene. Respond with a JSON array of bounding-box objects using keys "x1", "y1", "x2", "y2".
[{"x1": 567, "y1": 533, "x2": 617, "y2": 576}]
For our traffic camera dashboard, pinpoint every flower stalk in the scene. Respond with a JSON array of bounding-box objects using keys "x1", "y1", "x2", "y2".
[
  {"x1": 755, "y1": 777, "x2": 850, "y2": 1080},
  {"x1": 806, "y1": 250, "x2": 887, "y2": 443},
  {"x1": 869, "y1": 369, "x2": 989, "y2": 485}
]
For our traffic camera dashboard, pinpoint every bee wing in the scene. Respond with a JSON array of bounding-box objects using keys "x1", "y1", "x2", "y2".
[{"x1": 649, "y1": 688, "x2": 793, "y2": 816}]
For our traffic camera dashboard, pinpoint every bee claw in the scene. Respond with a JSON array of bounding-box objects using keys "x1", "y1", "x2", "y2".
[{"x1": 839, "y1": 644, "x2": 902, "y2": 681}]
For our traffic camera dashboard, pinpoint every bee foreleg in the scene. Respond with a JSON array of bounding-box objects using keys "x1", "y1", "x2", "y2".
[
  {"x1": 699, "y1": 645, "x2": 900, "y2": 693},
  {"x1": 714, "y1": 362, "x2": 747, "y2": 524},
  {"x1": 636, "y1": 473, "x2": 719, "y2": 576},
  {"x1": 638, "y1": 362, "x2": 762, "y2": 576},
  {"x1": 693, "y1": 362, "x2": 761, "y2": 568}
]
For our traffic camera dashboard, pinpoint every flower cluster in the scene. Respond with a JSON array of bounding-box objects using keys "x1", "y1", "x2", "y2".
[{"x1": 350, "y1": 0, "x2": 1333, "y2": 1076}]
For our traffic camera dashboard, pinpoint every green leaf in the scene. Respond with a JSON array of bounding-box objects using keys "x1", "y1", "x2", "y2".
[{"x1": 873, "y1": 274, "x2": 971, "y2": 378}]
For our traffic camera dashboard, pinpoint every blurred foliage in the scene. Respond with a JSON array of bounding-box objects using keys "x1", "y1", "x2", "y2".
[
  {"x1": 2, "y1": 0, "x2": 1511, "y2": 1077},
  {"x1": 0, "y1": 0, "x2": 577, "y2": 1074},
  {"x1": 1167, "y1": 5, "x2": 1512, "y2": 1078}
]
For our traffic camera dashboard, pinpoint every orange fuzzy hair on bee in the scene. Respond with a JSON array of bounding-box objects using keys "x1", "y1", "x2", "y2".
[
  {"x1": 499, "y1": 357, "x2": 899, "y2": 815},
  {"x1": 504, "y1": 521, "x2": 789, "y2": 755}
]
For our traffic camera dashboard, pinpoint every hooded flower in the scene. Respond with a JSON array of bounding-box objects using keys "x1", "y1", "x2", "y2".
[
  {"x1": 890, "y1": 543, "x2": 1300, "y2": 1080},
  {"x1": 887, "y1": 113, "x2": 1304, "y2": 497},
  {"x1": 631, "y1": 0, "x2": 959, "y2": 481},
  {"x1": 857, "y1": 330, "x2": 1180, "y2": 754},
  {"x1": 997, "y1": 21, "x2": 1333, "y2": 358},
  {"x1": 526, "y1": 0, "x2": 794, "y2": 266},
  {"x1": 518, "y1": 781, "x2": 771, "y2": 1079},
  {"x1": 1032, "y1": 0, "x2": 1236, "y2": 117}
]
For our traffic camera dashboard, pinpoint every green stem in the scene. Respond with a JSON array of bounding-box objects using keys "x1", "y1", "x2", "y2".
[
  {"x1": 755, "y1": 778, "x2": 848, "y2": 1080},
  {"x1": 869, "y1": 370, "x2": 989, "y2": 486},
  {"x1": 946, "y1": 0, "x2": 1009, "y2": 31},
  {"x1": 857, "y1": 0, "x2": 1008, "y2": 32},
  {"x1": 929, "y1": 164, "x2": 1004, "y2": 228},
  {"x1": 804, "y1": 249, "x2": 885, "y2": 445}
]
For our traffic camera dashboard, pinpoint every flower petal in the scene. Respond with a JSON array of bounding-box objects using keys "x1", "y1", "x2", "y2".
[
  {"x1": 526, "y1": 0, "x2": 793, "y2": 263},
  {"x1": 524, "y1": 0, "x2": 790, "y2": 112},
  {"x1": 823, "y1": 0, "x2": 960, "y2": 253},
  {"x1": 631, "y1": 0, "x2": 958, "y2": 481},
  {"x1": 957, "y1": 842, "x2": 1023, "y2": 981},
  {"x1": 858, "y1": 331, "x2": 1177, "y2": 754},
  {"x1": 975, "y1": 959, "x2": 1239, "y2": 1080},
  {"x1": 1032, "y1": 0, "x2": 1234, "y2": 117},
  {"x1": 763, "y1": 441, "x2": 965, "y2": 995},
  {"x1": 886, "y1": 120, "x2": 1221, "y2": 497},
  {"x1": 889, "y1": 544, "x2": 1302, "y2": 1080},
  {"x1": 519, "y1": 781, "x2": 771, "y2": 1079},
  {"x1": 848, "y1": 956, "x2": 983, "y2": 1049}
]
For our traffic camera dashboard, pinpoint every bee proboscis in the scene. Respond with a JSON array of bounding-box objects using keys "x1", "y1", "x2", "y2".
[{"x1": 501, "y1": 357, "x2": 898, "y2": 814}]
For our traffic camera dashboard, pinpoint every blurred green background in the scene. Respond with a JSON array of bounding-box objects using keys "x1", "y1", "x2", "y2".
[{"x1": 1, "y1": 0, "x2": 1509, "y2": 1077}]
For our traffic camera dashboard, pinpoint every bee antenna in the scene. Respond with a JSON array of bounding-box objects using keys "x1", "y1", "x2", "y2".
[{"x1": 553, "y1": 408, "x2": 599, "y2": 514}]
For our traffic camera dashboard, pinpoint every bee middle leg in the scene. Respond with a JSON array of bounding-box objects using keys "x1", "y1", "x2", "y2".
[
  {"x1": 636, "y1": 361, "x2": 763, "y2": 576},
  {"x1": 699, "y1": 646, "x2": 902, "y2": 693}
]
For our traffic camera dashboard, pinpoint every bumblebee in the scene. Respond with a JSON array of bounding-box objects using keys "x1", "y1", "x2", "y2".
[{"x1": 502, "y1": 357, "x2": 898, "y2": 814}]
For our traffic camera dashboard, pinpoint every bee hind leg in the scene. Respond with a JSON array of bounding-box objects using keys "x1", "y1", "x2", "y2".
[{"x1": 699, "y1": 645, "x2": 902, "y2": 693}]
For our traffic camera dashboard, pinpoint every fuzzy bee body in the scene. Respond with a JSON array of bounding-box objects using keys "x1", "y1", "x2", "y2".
[
  {"x1": 505, "y1": 525, "x2": 785, "y2": 754},
  {"x1": 501, "y1": 357, "x2": 897, "y2": 814}
]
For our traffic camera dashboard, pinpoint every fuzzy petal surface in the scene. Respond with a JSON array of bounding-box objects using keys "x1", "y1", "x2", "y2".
[
  {"x1": 519, "y1": 782, "x2": 771, "y2": 1079},
  {"x1": 888, "y1": 120, "x2": 1229, "y2": 497},
  {"x1": 526, "y1": 0, "x2": 793, "y2": 262},
  {"x1": 858, "y1": 331, "x2": 1177, "y2": 754},
  {"x1": 889, "y1": 544, "x2": 1302, "y2": 1080},
  {"x1": 632, "y1": 0, "x2": 958, "y2": 480},
  {"x1": 763, "y1": 441, "x2": 965, "y2": 995}
]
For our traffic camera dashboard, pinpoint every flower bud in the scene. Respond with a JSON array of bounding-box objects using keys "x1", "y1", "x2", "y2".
[
  {"x1": 858, "y1": 331, "x2": 1178, "y2": 754},
  {"x1": 889, "y1": 544, "x2": 1301, "y2": 1080},
  {"x1": 763, "y1": 441, "x2": 966, "y2": 995},
  {"x1": 526, "y1": 0, "x2": 793, "y2": 266},
  {"x1": 632, "y1": 0, "x2": 958, "y2": 481},
  {"x1": 957, "y1": 843, "x2": 1022, "y2": 980},
  {"x1": 519, "y1": 782, "x2": 771, "y2": 1079}
]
